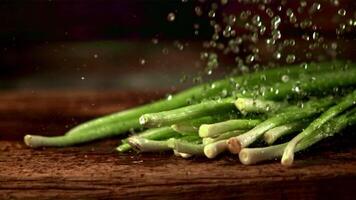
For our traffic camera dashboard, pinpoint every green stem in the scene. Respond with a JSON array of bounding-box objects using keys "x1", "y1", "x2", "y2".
[
  {"x1": 116, "y1": 143, "x2": 131, "y2": 152},
  {"x1": 204, "y1": 139, "x2": 229, "y2": 159},
  {"x1": 239, "y1": 110, "x2": 356, "y2": 165},
  {"x1": 234, "y1": 98, "x2": 286, "y2": 114},
  {"x1": 139, "y1": 98, "x2": 236, "y2": 127},
  {"x1": 203, "y1": 130, "x2": 247, "y2": 144},
  {"x1": 171, "y1": 114, "x2": 237, "y2": 135},
  {"x1": 127, "y1": 134, "x2": 201, "y2": 153},
  {"x1": 255, "y1": 68, "x2": 356, "y2": 101},
  {"x1": 127, "y1": 136, "x2": 172, "y2": 152},
  {"x1": 116, "y1": 127, "x2": 180, "y2": 152},
  {"x1": 263, "y1": 120, "x2": 310, "y2": 145},
  {"x1": 199, "y1": 119, "x2": 261, "y2": 138},
  {"x1": 227, "y1": 97, "x2": 335, "y2": 154},
  {"x1": 170, "y1": 139, "x2": 205, "y2": 155},
  {"x1": 23, "y1": 61, "x2": 350, "y2": 147},
  {"x1": 281, "y1": 90, "x2": 356, "y2": 166}
]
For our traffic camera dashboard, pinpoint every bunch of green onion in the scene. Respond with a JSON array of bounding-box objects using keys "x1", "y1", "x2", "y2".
[{"x1": 24, "y1": 61, "x2": 356, "y2": 166}]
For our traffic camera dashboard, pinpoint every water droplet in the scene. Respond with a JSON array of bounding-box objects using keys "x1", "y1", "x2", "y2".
[
  {"x1": 246, "y1": 54, "x2": 255, "y2": 64},
  {"x1": 167, "y1": 12, "x2": 176, "y2": 22},
  {"x1": 259, "y1": 26, "x2": 266, "y2": 35},
  {"x1": 221, "y1": 89, "x2": 228, "y2": 97},
  {"x1": 286, "y1": 54, "x2": 296, "y2": 63},
  {"x1": 286, "y1": 9, "x2": 297, "y2": 24},
  {"x1": 140, "y1": 58, "x2": 146, "y2": 65},
  {"x1": 300, "y1": 1, "x2": 307, "y2": 7},
  {"x1": 252, "y1": 15, "x2": 261, "y2": 25},
  {"x1": 337, "y1": 9, "x2": 346, "y2": 16},
  {"x1": 240, "y1": 11, "x2": 250, "y2": 20},
  {"x1": 300, "y1": 20, "x2": 312, "y2": 29},
  {"x1": 332, "y1": 0, "x2": 339, "y2": 6},
  {"x1": 302, "y1": 34, "x2": 310, "y2": 41},
  {"x1": 271, "y1": 16, "x2": 281, "y2": 29},
  {"x1": 208, "y1": 10, "x2": 216, "y2": 18},
  {"x1": 174, "y1": 41, "x2": 184, "y2": 51},
  {"x1": 273, "y1": 52, "x2": 281, "y2": 60},
  {"x1": 200, "y1": 52, "x2": 209, "y2": 60},
  {"x1": 93, "y1": 54, "x2": 98, "y2": 59},
  {"x1": 166, "y1": 94, "x2": 173, "y2": 101},
  {"x1": 266, "y1": 38, "x2": 276, "y2": 46},
  {"x1": 266, "y1": 8, "x2": 274, "y2": 18},
  {"x1": 195, "y1": 6, "x2": 203, "y2": 16},
  {"x1": 81, "y1": 76, "x2": 85, "y2": 80},
  {"x1": 312, "y1": 32, "x2": 319, "y2": 40},
  {"x1": 281, "y1": 75, "x2": 290, "y2": 82},
  {"x1": 180, "y1": 75, "x2": 187, "y2": 83},
  {"x1": 309, "y1": 3, "x2": 321, "y2": 15},
  {"x1": 221, "y1": 0, "x2": 229, "y2": 5},
  {"x1": 162, "y1": 48, "x2": 169, "y2": 55},
  {"x1": 331, "y1": 42, "x2": 338, "y2": 50},
  {"x1": 152, "y1": 38, "x2": 159, "y2": 44},
  {"x1": 300, "y1": 62, "x2": 308, "y2": 69},
  {"x1": 272, "y1": 30, "x2": 281, "y2": 40}
]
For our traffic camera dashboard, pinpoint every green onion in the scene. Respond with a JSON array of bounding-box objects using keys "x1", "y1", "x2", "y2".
[
  {"x1": 263, "y1": 120, "x2": 310, "y2": 145},
  {"x1": 235, "y1": 98, "x2": 286, "y2": 114},
  {"x1": 24, "y1": 61, "x2": 347, "y2": 147},
  {"x1": 239, "y1": 108, "x2": 356, "y2": 165},
  {"x1": 139, "y1": 98, "x2": 236, "y2": 127},
  {"x1": 199, "y1": 119, "x2": 260, "y2": 138},
  {"x1": 281, "y1": 90, "x2": 356, "y2": 166},
  {"x1": 227, "y1": 97, "x2": 335, "y2": 154}
]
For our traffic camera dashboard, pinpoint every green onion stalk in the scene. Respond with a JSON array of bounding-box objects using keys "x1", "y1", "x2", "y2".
[
  {"x1": 23, "y1": 61, "x2": 353, "y2": 147},
  {"x1": 281, "y1": 90, "x2": 356, "y2": 166},
  {"x1": 239, "y1": 108, "x2": 356, "y2": 165}
]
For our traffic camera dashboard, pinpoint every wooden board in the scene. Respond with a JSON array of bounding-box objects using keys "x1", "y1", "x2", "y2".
[{"x1": 1, "y1": 91, "x2": 356, "y2": 200}]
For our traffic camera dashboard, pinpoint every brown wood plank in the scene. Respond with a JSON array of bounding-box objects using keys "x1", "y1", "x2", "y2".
[{"x1": 0, "y1": 91, "x2": 356, "y2": 199}]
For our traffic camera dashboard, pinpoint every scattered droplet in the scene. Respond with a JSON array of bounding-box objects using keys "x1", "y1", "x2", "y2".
[
  {"x1": 140, "y1": 59, "x2": 146, "y2": 65},
  {"x1": 286, "y1": 54, "x2": 296, "y2": 63},
  {"x1": 281, "y1": 75, "x2": 290, "y2": 82},
  {"x1": 195, "y1": 6, "x2": 203, "y2": 16},
  {"x1": 166, "y1": 94, "x2": 173, "y2": 100},
  {"x1": 331, "y1": 0, "x2": 339, "y2": 6},
  {"x1": 271, "y1": 16, "x2": 281, "y2": 29},
  {"x1": 152, "y1": 38, "x2": 159, "y2": 44},
  {"x1": 208, "y1": 10, "x2": 216, "y2": 18},
  {"x1": 167, "y1": 12, "x2": 176, "y2": 22},
  {"x1": 273, "y1": 52, "x2": 281, "y2": 60},
  {"x1": 337, "y1": 9, "x2": 346, "y2": 16},
  {"x1": 162, "y1": 48, "x2": 169, "y2": 55},
  {"x1": 266, "y1": 8, "x2": 274, "y2": 18},
  {"x1": 309, "y1": 3, "x2": 321, "y2": 15},
  {"x1": 221, "y1": 0, "x2": 228, "y2": 5}
]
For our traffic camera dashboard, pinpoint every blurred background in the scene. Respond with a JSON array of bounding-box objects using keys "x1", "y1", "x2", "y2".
[
  {"x1": 0, "y1": 0, "x2": 211, "y2": 91},
  {"x1": 0, "y1": 0, "x2": 355, "y2": 138},
  {"x1": 1, "y1": 0, "x2": 356, "y2": 91}
]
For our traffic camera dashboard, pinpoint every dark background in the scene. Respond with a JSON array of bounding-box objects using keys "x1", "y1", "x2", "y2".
[
  {"x1": 1, "y1": 0, "x2": 355, "y2": 90},
  {"x1": 0, "y1": 0, "x2": 210, "y2": 90}
]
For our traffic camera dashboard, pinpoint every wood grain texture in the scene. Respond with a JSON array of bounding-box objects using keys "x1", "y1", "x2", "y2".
[{"x1": 0, "y1": 91, "x2": 356, "y2": 200}]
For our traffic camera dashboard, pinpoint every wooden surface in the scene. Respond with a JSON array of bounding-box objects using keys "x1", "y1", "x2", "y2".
[{"x1": 1, "y1": 91, "x2": 356, "y2": 200}]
